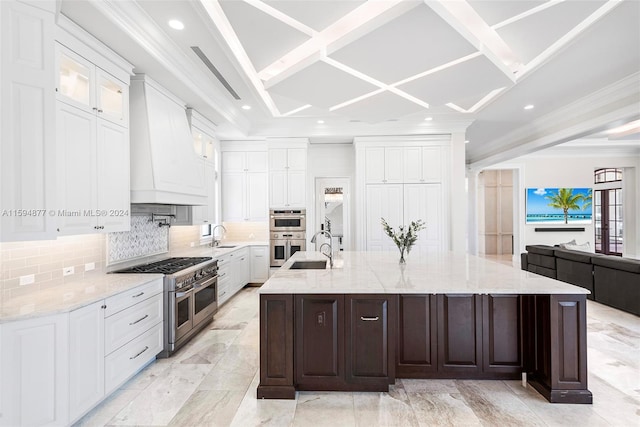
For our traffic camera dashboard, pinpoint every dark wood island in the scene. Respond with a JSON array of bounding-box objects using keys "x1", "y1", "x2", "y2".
[{"x1": 258, "y1": 252, "x2": 592, "y2": 404}]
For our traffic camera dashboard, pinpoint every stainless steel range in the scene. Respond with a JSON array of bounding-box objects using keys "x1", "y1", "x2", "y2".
[{"x1": 113, "y1": 257, "x2": 217, "y2": 357}]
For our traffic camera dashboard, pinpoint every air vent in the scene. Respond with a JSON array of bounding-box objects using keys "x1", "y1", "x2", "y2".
[{"x1": 191, "y1": 46, "x2": 241, "y2": 100}]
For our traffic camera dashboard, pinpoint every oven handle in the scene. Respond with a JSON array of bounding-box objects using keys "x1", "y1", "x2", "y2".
[
  {"x1": 193, "y1": 275, "x2": 217, "y2": 290},
  {"x1": 175, "y1": 288, "x2": 194, "y2": 298}
]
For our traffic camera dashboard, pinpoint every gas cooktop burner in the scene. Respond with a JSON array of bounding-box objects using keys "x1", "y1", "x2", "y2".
[{"x1": 113, "y1": 257, "x2": 213, "y2": 275}]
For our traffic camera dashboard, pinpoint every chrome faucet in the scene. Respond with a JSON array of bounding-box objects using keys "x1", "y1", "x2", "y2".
[
  {"x1": 311, "y1": 230, "x2": 333, "y2": 268},
  {"x1": 211, "y1": 224, "x2": 227, "y2": 247}
]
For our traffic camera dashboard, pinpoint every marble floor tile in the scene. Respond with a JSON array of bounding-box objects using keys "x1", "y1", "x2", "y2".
[
  {"x1": 401, "y1": 378, "x2": 459, "y2": 394},
  {"x1": 229, "y1": 373, "x2": 297, "y2": 427},
  {"x1": 353, "y1": 387, "x2": 419, "y2": 427},
  {"x1": 292, "y1": 392, "x2": 357, "y2": 427},
  {"x1": 214, "y1": 344, "x2": 260, "y2": 374},
  {"x1": 197, "y1": 365, "x2": 255, "y2": 391},
  {"x1": 454, "y1": 380, "x2": 546, "y2": 426},
  {"x1": 118, "y1": 360, "x2": 172, "y2": 391},
  {"x1": 587, "y1": 372, "x2": 640, "y2": 426},
  {"x1": 167, "y1": 390, "x2": 245, "y2": 427},
  {"x1": 74, "y1": 389, "x2": 143, "y2": 427},
  {"x1": 406, "y1": 392, "x2": 482, "y2": 427},
  {"x1": 109, "y1": 364, "x2": 213, "y2": 426}
]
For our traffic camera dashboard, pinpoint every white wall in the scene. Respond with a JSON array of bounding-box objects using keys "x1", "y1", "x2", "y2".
[
  {"x1": 490, "y1": 152, "x2": 640, "y2": 258},
  {"x1": 306, "y1": 144, "x2": 356, "y2": 248}
]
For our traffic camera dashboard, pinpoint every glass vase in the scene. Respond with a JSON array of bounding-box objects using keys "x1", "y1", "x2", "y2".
[{"x1": 398, "y1": 247, "x2": 406, "y2": 264}]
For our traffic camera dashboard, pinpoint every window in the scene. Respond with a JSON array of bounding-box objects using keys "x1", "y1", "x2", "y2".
[{"x1": 594, "y1": 168, "x2": 623, "y2": 256}]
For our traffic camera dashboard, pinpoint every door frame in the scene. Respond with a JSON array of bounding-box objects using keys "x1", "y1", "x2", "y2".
[{"x1": 315, "y1": 177, "x2": 352, "y2": 251}]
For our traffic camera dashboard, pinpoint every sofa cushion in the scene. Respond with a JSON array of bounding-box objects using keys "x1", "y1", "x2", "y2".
[
  {"x1": 520, "y1": 253, "x2": 528, "y2": 271},
  {"x1": 556, "y1": 258, "x2": 594, "y2": 299},
  {"x1": 525, "y1": 245, "x2": 555, "y2": 256},
  {"x1": 593, "y1": 266, "x2": 639, "y2": 316},
  {"x1": 554, "y1": 248, "x2": 592, "y2": 263},
  {"x1": 528, "y1": 264, "x2": 557, "y2": 279},
  {"x1": 592, "y1": 256, "x2": 640, "y2": 274},
  {"x1": 528, "y1": 253, "x2": 556, "y2": 270}
]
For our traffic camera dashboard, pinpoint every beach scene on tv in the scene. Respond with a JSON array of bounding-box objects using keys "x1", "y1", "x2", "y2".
[{"x1": 526, "y1": 188, "x2": 593, "y2": 224}]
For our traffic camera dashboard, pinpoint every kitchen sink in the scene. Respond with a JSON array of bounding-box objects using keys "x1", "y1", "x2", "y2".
[
  {"x1": 216, "y1": 245, "x2": 237, "y2": 249},
  {"x1": 289, "y1": 260, "x2": 327, "y2": 270}
]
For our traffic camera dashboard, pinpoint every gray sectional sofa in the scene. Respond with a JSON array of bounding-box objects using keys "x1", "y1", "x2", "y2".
[{"x1": 522, "y1": 245, "x2": 640, "y2": 316}]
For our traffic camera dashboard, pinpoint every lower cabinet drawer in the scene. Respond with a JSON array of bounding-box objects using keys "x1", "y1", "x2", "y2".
[
  {"x1": 218, "y1": 279, "x2": 231, "y2": 305},
  {"x1": 105, "y1": 293, "x2": 163, "y2": 355},
  {"x1": 104, "y1": 278, "x2": 163, "y2": 317},
  {"x1": 104, "y1": 323, "x2": 163, "y2": 394}
]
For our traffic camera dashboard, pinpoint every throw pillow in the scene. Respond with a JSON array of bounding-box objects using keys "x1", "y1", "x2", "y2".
[
  {"x1": 564, "y1": 242, "x2": 592, "y2": 253},
  {"x1": 557, "y1": 239, "x2": 577, "y2": 249}
]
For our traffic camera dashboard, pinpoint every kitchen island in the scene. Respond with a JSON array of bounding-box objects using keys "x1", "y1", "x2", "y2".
[{"x1": 258, "y1": 251, "x2": 592, "y2": 404}]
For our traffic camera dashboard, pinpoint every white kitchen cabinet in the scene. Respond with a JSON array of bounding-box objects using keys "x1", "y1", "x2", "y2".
[
  {"x1": 221, "y1": 151, "x2": 268, "y2": 221},
  {"x1": 56, "y1": 43, "x2": 129, "y2": 127},
  {"x1": 103, "y1": 279, "x2": 163, "y2": 394},
  {"x1": 403, "y1": 146, "x2": 444, "y2": 183},
  {"x1": 404, "y1": 183, "x2": 445, "y2": 255},
  {"x1": 0, "y1": 312, "x2": 69, "y2": 427},
  {"x1": 56, "y1": 101, "x2": 130, "y2": 235},
  {"x1": 364, "y1": 147, "x2": 403, "y2": 184},
  {"x1": 268, "y1": 147, "x2": 307, "y2": 208},
  {"x1": 69, "y1": 300, "x2": 105, "y2": 423},
  {"x1": 234, "y1": 248, "x2": 251, "y2": 294},
  {"x1": 365, "y1": 184, "x2": 404, "y2": 252},
  {"x1": 192, "y1": 162, "x2": 217, "y2": 224},
  {"x1": 0, "y1": 0, "x2": 56, "y2": 242},
  {"x1": 250, "y1": 246, "x2": 269, "y2": 283}
]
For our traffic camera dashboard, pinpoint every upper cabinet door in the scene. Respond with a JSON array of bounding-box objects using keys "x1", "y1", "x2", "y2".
[
  {"x1": 421, "y1": 147, "x2": 443, "y2": 183},
  {"x1": 384, "y1": 147, "x2": 403, "y2": 183},
  {"x1": 403, "y1": 147, "x2": 422, "y2": 183},
  {"x1": 56, "y1": 44, "x2": 95, "y2": 113},
  {"x1": 222, "y1": 151, "x2": 246, "y2": 173},
  {"x1": 365, "y1": 148, "x2": 385, "y2": 183},
  {"x1": 246, "y1": 151, "x2": 268, "y2": 172},
  {"x1": 96, "y1": 68, "x2": 128, "y2": 127},
  {"x1": 287, "y1": 148, "x2": 306, "y2": 171},
  {"x1": 269, "y1": 148, "x2": 288, "y2": 171}
]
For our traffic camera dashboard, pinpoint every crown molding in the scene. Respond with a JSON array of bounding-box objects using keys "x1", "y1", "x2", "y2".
[{"x1": 88, "y1": 0, "x2": 250, "y2": 134}]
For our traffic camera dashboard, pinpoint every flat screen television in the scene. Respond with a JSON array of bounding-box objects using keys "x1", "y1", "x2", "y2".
[{"x1": 526, "y1": 188, "x2": 592, "y2": 224}]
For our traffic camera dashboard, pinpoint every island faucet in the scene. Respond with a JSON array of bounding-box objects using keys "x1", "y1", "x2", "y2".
[
  {"x1": 311, "y1": 230, "x2": 333, "y2": 268},
  {"x1": 211, "y1": 224, "x2": 227, "y2": 247}
]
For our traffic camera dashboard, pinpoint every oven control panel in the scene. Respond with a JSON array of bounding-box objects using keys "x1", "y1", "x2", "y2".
[{"x1": 271, "y1": 232, "x2": 305, "y2": 239}]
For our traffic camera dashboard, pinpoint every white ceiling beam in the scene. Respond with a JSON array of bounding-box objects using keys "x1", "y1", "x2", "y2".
[
  {"x1": 492, "y1": 0, "x2": 565, "y2": 31},
  {"x1": 244, "y1": 0, "x2": 316, "y2": 36},
  {"x1": 198, "y1": 0, "x2": 281, "y2": 116},
  {"x1": 424, "y1": 0, "x2": 520, "y2": 81},
  {"x1": 516, "y1": 1, "x2": 624, "y2": 80},
  {"x1": 259, "y1": 0, "x2": 418, "y2": 82}
]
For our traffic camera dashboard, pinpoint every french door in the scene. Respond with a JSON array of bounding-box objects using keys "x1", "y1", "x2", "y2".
[{"x1": 594, "y1": 188, "x2": 623, "y2": 256}]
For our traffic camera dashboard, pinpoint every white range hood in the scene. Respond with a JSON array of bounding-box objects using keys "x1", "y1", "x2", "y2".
[{"x1": 129, "y1": 75, "x2": 206, "y2": 205}]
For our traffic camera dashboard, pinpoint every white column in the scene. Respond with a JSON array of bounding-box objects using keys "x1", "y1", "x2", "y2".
[
  {"x1": 466, "y1": 169, "x2": 479, "y2": 255},
  {"x1": 450, "y1": 132, "x2": 467, "y2": 253}
]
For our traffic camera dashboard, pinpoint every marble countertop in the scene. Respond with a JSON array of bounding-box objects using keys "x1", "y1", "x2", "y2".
[
  {"x1": 0, "y1": 273, "x2": 164, "y2": 323},
  {"x1": 259, "y1": 251, "x2": 591, "y2": 295},
  {"x1": 0, "y1": 241, "x2": 270, "y2": 324}
]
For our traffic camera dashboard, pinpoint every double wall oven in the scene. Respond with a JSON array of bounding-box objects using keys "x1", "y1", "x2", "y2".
[
  {"x1": 270, "y1": 209, "x2": 306, "y2": 267},
  {"x1": 113, "y1": 257, "x2": 218, "y2": 357}
]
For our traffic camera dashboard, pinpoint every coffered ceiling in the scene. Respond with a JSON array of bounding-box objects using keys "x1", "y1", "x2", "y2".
[{"x1": 60, "y1": 0, "x2": 640, "y2": 165}]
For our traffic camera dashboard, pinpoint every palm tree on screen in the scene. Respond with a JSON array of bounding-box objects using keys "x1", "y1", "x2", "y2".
[
  {"x1": 545, "y1": 188, "x2": 582, "y2": 224},
  {"x1": 580, "y1": 189, "x2": 593, "y2": 211}
]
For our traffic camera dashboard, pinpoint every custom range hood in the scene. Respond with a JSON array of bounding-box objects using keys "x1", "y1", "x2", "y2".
[{"x1": 129, "y1": 75, "x2": 206, "y2": 205}]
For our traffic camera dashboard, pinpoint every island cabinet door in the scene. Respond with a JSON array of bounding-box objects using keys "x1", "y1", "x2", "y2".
[
  {"x1": 396, "y1": 294, "x2": 438, "y2": 376},
  {"x1": 482, "y1": 295, "x2": 522, "y2": 377},
  {"x1": 437, "y1": 294, "x2": 482, "y2": 376},
  {"x1": 295, "y1": 295, "x2": 345, "y2": 389},
  {"x1": 345, "y1": 295, "x2": 396, "y2": 386}
]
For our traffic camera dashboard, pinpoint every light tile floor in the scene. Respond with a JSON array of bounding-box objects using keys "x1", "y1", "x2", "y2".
[{"x1": 75, "y1": 261, "x2": 640, "y2": 427}]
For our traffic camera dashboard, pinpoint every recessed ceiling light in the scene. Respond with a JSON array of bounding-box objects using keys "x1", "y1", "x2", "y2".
[
  {"x1": 465, "y1": 140, "x2": 470, "y2": 144},
  {"x1": 241, "y1": 105, "x2": 251, "y2": 110},
  {"x1": 524, "y1": 104, "x2": 534, "y2": 110},
  {"x1": 168, "y1": 19, "x2": 184, "y2": 30},
  {"x1": 317, "y1": 120, "x2": 325, "y2": 124},
  {"x1": 425, "y1": 117, "x2": 433, "y2": 121}
]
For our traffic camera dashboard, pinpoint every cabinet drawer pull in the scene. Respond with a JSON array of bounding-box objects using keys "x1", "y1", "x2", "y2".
[
  {"x1": 360, "y1": 316, "x2": 379, "y2": 321},
  {"x1": 219, "y1": 273, "x2": 226, "y2": 277},
  {"x1": 129, "y1": 314, "x2": 149, "y2": 325},
  {"x1": 132, "y1": 292, "x2": 144, "y2": 298},
  {"x1": 129, "y1": 346, "x2": 149, "y2": 360}
]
